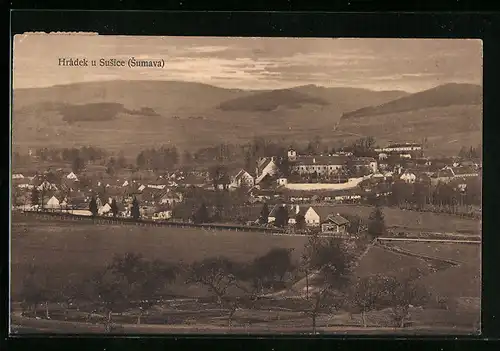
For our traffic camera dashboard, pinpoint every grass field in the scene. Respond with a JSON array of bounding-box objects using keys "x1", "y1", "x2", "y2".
[
  {"x1": 383, "y1": 242, "x2": 480, "y2": 265},
  {"x1": 10, "y1": 214, "x2": 309, "y2": 297},
  {"x1": 384, "y1": 242, "x2": 481, "y2": 300},
  {"x1": 10, "y1": 214, "x2": 481, "y2": 333},
  {"x1": 354, "y1": 245, "x2": 437, "y2": 279},
  {"x1": 313, "y1": 204, "x2": 481, "y2": 235}
]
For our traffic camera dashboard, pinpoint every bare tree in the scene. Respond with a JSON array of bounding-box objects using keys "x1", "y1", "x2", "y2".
[
  {"x1": 384, "y1": 275, "x2": 430, "y2": 328},
  {"x1": 296, "y1": 235, "x2": 355, "y2": 333},
  {"x1": 187, "y1": 257, "x2": 244, "y2": 328},
  {"x1": 347, "y1": 274, "x2": 392, "y2": 327},
  {"x1": 88, "y1": 266, "x2": 130, "y2": 332}
]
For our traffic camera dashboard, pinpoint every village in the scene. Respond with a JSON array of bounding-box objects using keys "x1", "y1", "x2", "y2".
[{"x1": 11, "y1": 139, "x2": 482, "y2": 236}]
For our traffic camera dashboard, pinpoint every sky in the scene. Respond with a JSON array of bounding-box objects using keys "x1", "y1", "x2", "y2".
[{"x1": 12, "y1": 34, "x2": 482, "y2": 92}]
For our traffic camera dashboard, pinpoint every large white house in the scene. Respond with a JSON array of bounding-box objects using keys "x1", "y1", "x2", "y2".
[{"x1": 291, "y1": 155, "x2": 348, "y2": 176}]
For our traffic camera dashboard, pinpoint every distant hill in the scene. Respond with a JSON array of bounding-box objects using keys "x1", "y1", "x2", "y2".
[
  {"x1": 219, "y1": 84, "x2": 408, "y2": 113},
  {"x1": 218, "y1": 88, "x2": 329, "y2": 111},
  {"x1": 12, "y1": 80, "x2": 409, "y2": 155},
  {"x1": 336, "y1": 83, "x2": 482, "y2": 156},
  {"x1": 341, "y1": 83, "x2": 482, "y2": 120}
]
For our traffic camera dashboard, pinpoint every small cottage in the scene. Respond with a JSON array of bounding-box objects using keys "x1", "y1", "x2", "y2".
[
  {"x1": 321, "y1": 214, "x2": 350, "y2": 236},
  {"x1": 66, "y1": 172, "x2": 79, "y2": 181},
  {"x1": 98, "y1": 203, "x2": 112, "y2": 215}
]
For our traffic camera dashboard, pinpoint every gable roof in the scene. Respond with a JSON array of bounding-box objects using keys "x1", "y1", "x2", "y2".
[
  {"x1": 269, "y1": 204, "x2": 296, "y2": 218},
  {"x1": 324, "y1": 214, "x2": 350, "y2": 226},
  {"x1": 232, "y1": 169, "x2": 254, "y2": 180},
  {"x1": 257, "y1": 158, "x2": 277, "y2": 174}
]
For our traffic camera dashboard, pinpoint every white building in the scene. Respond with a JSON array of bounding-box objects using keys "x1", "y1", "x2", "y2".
[
  {"x1": 400, "y1": 171, "x2": 417, "y2": 183},
  {"x1": 374, "y1": 143, "x2": 422, "y2": 153},
  {"x1": 229, "y1": 169, "x2": 255, "y2": 189},
  {"x1": 66, "y1": 172, "x2": 79, "y2": 181},
  {"x1": 45, "y1": 196, "x2": 60, "y2": 209},
  {"x1": 98, "y1": 203, "x2": 112, "y2": 215}
]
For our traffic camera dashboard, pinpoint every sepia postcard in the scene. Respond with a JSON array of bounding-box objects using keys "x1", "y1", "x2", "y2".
[{"x1": 10, "y1": 34, "x2": 482, "y2": 335}]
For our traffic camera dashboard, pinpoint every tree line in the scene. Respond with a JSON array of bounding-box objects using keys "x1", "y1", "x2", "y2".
[{"x1": 384, "y1": 178, "x2": 481, "y2": 212}]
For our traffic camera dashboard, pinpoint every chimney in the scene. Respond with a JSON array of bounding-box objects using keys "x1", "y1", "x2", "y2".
[
  {"x1": 296, "y1": 204, "x2": 300, "y2": 214},
  {"x1": 313, "y1": 158, "x2": 316, "y2": 164}
]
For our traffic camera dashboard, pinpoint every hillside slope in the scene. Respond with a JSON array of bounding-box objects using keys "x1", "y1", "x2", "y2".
[
  {"x1": 341, "y1": 83, "x2": 482, "y2": 119},
  {"x1": 11, "y1": 81, "x2": 409, "y2": 154},
  {"x1": 337, "y1": 83, "x2": 482, "y2": 155}
]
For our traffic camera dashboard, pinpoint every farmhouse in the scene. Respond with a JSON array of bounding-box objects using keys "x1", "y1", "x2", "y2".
[
  {"x1": 153, "y1": 206, "x2": 173, "y2": 221},
  {"x1": 66, "y1": 172, "x2": 79, "y2": 181},
  {"x1": 98, "y1": 203, "x2": 112, "y2": 215},
  {"x1": 321, "y1": 214, "x2": 350, "y2": 236},
  {"x1": 45, "y1": 195, "x2": 60, "y2": 210},
  {"x1": 229, "y1": 169, "x2": 255, "y2": 189},
  {"x1": 400, "y1": 171, "x2": 417, "y2": 184},
  {"x1": 285, "y1": 205, "x2": 322, "y2": 226},
  {"x1": 255, "y1": 157, "x2": 279, "y2": 184}
]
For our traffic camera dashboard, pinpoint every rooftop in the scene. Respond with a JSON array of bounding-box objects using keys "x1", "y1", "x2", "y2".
[{"x1": 293, "y1": 155, "x2": 348, "y2": 166}]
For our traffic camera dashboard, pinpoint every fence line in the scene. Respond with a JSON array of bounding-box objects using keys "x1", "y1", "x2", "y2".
[
  {"x1": 17, "y1": 210, "x2": 285, "y2": 234},
  {"x1": 376, "y1": 237, "x2": 481, "y2": 245}
]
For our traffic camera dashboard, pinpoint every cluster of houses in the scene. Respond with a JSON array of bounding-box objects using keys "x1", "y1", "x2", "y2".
[
  {"x1": 232, "y1": 143, "x2": 481, "y2": 203},
  {"x1": 263, "y1": 203, "x2": 353, "y2": 236},
  {"x1": 11, "y1": 142, "x2": 481, "y2": 222},
  {"x1": 11, "y1": 170, "x2": 192, "y2": 218}
]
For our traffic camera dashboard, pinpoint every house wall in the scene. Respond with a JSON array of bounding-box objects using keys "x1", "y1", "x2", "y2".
[
  {"x1": 321, "y1": 223, "x2": 347, "y2": 235},
  {"x1": 304, "y1": 208, "x2": 320, "y2": 226},
  {"x1": 284, "y1": 176, "x2": 367, "y2": 191},
  {"x1": 291, "y1": 164, "x2": 343, "y2": 175}
]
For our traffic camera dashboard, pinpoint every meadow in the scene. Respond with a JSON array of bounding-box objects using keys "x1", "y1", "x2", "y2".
[
  {"x1": 313, "y1": 204, "x2": 481, "y2": 235},
  {"x1": 384, "y1": 241, "x2": 481, "y2": 300},
  {"x1": 10, "y1": 214, "x2": 481, "y2": 333},
  {"x1": 10, "y1": 214, "x2": 309, "y2": 297}
]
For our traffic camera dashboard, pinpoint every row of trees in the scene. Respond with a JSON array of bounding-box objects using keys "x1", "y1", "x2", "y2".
[
  {"x1": 136, "y1": 147, "x2": 180, "y2": 171},
  {"x1": 19, "y1": 236, "x2": 430, "y2": 332},
  {"x1": 33, "y1": 146, "x2": 107, "y2": 164},
  {"x1": 457, "y1": 145, "x2": 482, "y2": 160},
  {"x1": 387, "y1": 179, "x2": 481, "y2": 210},
  {"x1": 130, "y1": 136, "x2": 383, "y2": 172}
]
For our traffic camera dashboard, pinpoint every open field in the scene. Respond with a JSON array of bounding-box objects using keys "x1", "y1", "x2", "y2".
[
  {"x1": 383, "y1": 242, "x2": 480, "y2": 265},
  {"x1": 384, "y1": 241, "x2": 481, "y2": 300},
  {"x1": 243, "y1": 204, "x2": 481, "y2": 235},
  {"x1": 10, "y1": 214, "x2": 309, "y2": 297},
  {"x1": 299, "y1": 204, "x2": 481, "y2": 235},
  {"x1": 10, "y1": 215, "x2": 480, "y2": 333},
  {"x1": 354, "y1": 245, "x2": 438, "y2": 279}
]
